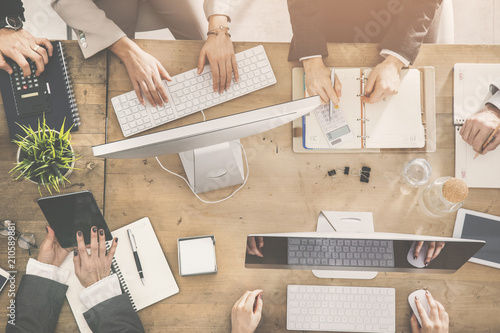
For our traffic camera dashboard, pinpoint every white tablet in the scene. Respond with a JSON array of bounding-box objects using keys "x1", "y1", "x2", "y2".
[{"x1": 453, "y1": 208, "x2": 500, "y2": 269}]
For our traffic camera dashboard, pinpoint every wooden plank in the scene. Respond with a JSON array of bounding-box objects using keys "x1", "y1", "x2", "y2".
[
  {"x1": 103, "y1": 41, "x2": 500, "y2": 332},
  {"x1": 0, "y1": 41, "x2": 106, "y2": 333}
]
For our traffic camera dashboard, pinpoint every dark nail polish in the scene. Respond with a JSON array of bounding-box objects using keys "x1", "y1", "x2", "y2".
[
  {"x1": 92, "y1": 226, "x2": 97, "y2": 233},
  {"x1": 425, "y1": 261, "x2": 429, "y2": 266},
  {"x1": 78, "y1": 231, "x2": 82, "y2": 237},
  {"x1": 115, "y1": 237, "x2": 118, "y2": 243},
  {"x1": 99, "y1": 229, "x2": 104, "y2": 236},
  {"x1": 45, "y1": 226, "x2": 48, "y2": 233},
  {"x1": 74, "y1": 249, "x2": 78, "y2": 256},
  {"x1": 413, "y1": 256, "x2": 418, "y2": 260},
  {"x1": 425, "y1": 290, "x2": 430, "y2": 295}
]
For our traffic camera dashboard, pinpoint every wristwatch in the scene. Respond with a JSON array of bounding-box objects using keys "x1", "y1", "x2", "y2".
[{"x1": 0, "y1": 16, "x2": 23, "y2": 31}]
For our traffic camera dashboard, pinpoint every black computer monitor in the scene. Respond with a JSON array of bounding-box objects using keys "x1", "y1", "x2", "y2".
[{"x1": 245, "y1": 232, "x2": 485, "y2": 274}]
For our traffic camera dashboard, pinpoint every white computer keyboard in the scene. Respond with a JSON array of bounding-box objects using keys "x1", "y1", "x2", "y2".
[
  {"x1": 111, "y1": 45, "x2": 277, "y2": 137},
  {"x1": 287, "y1": 285, "x2": 396, "y2": 333}
]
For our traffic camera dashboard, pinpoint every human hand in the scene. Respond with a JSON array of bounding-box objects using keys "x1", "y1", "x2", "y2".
[
  {"x1": 410, "y1": 291, "x2": 449, "y2": 333},
  {"x1": 459, "y1": 104, "x2": 500, "y2": 154},
  {"x1": 231, "y1": 290, "x2": 263, "y2": 333},
  {"x1": 246, "y1": 236, "x2": 264, "y2": 257},
  {"x1": 303, "y1": 57, "x2": 341, "y2": 104},
  {"x1": 197, "y1": 15, "x2": 238, "y2": 93},
  {"x1": 37, "y1": 225, "x2": 71, "y2": 267},
  {"x1": 110, "y1": 37, "x2": 171, "y2": 107},
  {"x1": 0, "y1": 28, "x2": 53, "y2": 77},
  {"x1": 361, "y1": 55, "x2": 404, "y2": 104},
  {"x1": 73, "y1": 227, "x2": 118, "y2": 288},
  {"x1": 414, "y1": 242, "x2": 445, "y2": 267}
]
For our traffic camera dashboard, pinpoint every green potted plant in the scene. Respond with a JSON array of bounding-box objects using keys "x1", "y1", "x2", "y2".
[{"x1": 10, "y1": 118, "x2": 80, "y2": 195}]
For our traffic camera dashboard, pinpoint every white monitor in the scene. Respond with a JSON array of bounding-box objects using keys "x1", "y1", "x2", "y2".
[
  {"x1": 93, "y1": 96, "x2": 321, "y2": 193},
  {"x1": 244, "y1": 232, "x2": 485, "y2": 274}
]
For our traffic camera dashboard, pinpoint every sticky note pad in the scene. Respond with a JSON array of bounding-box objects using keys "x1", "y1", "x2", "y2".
[{"x1": 178, "y1": 236, "x2": 217, "y2": 276}]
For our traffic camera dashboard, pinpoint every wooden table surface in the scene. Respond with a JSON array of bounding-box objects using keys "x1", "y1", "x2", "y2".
[{"x1": 2, "y1": 40, "x2": 500, "y2": 332}]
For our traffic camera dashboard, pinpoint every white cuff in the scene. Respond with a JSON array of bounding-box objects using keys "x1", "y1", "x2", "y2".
[
  {"x1": 26, "y1": 258, "x2": 70, "y2": 284},
  {"x1": 79, "y1": 274, "x2": 122, "y2": 310},
  {"x1": 299, "y1": 55, "x2": 322, "y2": 62},
  {"x1": 380, "y1": 49, "x2": 410, "y2": 67}
]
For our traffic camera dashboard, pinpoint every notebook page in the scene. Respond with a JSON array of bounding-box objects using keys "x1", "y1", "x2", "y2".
[
  {"x1": 304, "y1": 68, "x2": 362, "y2": 149},
  {"x1": 112, "y1": 217, "x2": 179, "y2": 310},
  {"x1": 455, "y1": 127, "x2": 500, "y2": 188},
  {"x1": 364, "y1": 68, "x2": 425, "y2": 148},
  {"x1": 453, "y1": 64, "x2": 500, "y2": 124}
]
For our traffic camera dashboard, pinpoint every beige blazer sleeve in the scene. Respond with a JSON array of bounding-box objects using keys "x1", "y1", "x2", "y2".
[
  {"x1": 51, "y1": 0, "x2": 126, "y2": 59},
  {"x1": 203, "y1": 0, "x2": 233, "y2": 21}
]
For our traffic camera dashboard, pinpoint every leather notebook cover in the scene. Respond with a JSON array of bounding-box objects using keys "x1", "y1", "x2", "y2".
[{"x1": 0, "y1": 41, "x2": 79, "y2": 140}]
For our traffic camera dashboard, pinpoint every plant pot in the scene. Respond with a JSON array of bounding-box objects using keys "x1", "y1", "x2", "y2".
[{"x1": 15, "y1": 131, "x2": 76, "y2": 186}]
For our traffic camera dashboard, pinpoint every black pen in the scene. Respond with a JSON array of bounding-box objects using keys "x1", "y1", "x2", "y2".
[{"x1": 127, "y1": 229, "x2": 145, "y2": 285}]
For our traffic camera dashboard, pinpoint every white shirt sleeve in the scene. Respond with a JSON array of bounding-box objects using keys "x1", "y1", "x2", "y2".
[
  {"x1": 78, "y1": 274, "x2": 122, "y2": 310},
  {"x1": 380, "y1": 49, "x2": 411, "y2": 67},
  {"x1": 204, "y1": 0, "x2": 232, "y2": 21},
  {"x1": 26, "y1": 258, "x2": 70, "y2": 284},
  {"x1": 299, "y1": 55, "x2": 322, "y2": 62}
]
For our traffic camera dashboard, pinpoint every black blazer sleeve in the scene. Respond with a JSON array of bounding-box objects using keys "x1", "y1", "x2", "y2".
[
  {"x1": 5, "y1": 275, "x2": 68, "y2": 333},
  {"x1": 0, "y1": 0, "x2": 25, "y2": 20},
  {"x1": 379, "y1": 0, "x2": 443, "y2": 64},
  {"x1": 287, "y1": 0, "x2": 327, "y2": 61},
  {"x1": 83, "y1": 294, "x2": 145, "y2": 333}
]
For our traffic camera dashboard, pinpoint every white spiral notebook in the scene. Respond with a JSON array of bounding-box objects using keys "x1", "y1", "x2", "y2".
[
  {"x1": 61, "y1": 217, "x2": 179, "y2": 333},
  {"x1": 454, "y1": 63, "x2": 500, "y2": 188}
]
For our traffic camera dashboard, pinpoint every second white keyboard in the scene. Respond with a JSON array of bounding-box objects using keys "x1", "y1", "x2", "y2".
[
  {"x1": 111, "y1": 45, "x2": 277, "y2": 137},
  {"x1": 287, "y1": 285, "x2": 396, "y2": 332}
]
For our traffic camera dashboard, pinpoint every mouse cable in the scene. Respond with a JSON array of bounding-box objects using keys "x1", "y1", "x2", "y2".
[
  {"x1": 155, "y1": 111, "x2": 249, "y2": 204},
  {"x1": 155, "y1": 142, "x2": 249, "y2": 204}
]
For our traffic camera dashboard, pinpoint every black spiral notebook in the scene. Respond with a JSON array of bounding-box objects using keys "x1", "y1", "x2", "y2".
[{"x1": 0, "y1": 41, "x2": 79, "y2": 140}]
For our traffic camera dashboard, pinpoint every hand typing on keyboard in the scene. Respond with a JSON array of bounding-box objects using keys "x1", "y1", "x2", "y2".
[
  {"x1": 112, "y1": 45, "x2": 277, "y2": 137},
  {"x1": 110, "y1": 37, "x2": 171, "y2": 108},
  {"x1": 197, "y1": 15, "x2": 239, "y2": 94},
  {"x1": 0, "y1": 28, "x2": 53, "y2": 77}
]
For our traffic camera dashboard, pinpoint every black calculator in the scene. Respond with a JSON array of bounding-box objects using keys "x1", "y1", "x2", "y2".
[{"x1": 9, "y1": 59, "x2": 51, "y2": 118}]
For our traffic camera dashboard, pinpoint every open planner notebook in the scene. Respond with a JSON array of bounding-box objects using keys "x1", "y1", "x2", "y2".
[
  {"x1": 60, "y1": 217, "x2": 179, "y2": 333},
  {"x1": 302, "y1": 68, "x2": 425, "y2": 150},
  {"x1": 454, "y1": 63, "x2": 500, "y2": 188}
]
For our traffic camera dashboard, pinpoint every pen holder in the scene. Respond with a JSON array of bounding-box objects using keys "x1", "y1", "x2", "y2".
[{"x1": 419, "y1": 177, "x2": 468, "y2": 217}]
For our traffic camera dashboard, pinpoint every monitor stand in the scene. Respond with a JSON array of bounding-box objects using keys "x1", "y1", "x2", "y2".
[
  {"x1": 313, "y1": 211, "x2": 378, "y2": 280},
  {"x1": 179, "y1": 140, "x2": 244, "y2": 194}
]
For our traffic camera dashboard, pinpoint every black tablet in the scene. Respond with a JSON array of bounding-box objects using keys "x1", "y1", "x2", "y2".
[{"x1": 37, "y1": 190, "x2": 112, "y2": 248}]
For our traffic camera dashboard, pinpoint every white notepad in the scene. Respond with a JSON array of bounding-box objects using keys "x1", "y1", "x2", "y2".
[
  {"x1": 178, "y1": 236, "x2": 217, "y2": 276},
  {"x1": 304, "y1": 68, "x2": 425, "y2": 149},
  {"x1": 61, "y1": 217, "x2": 179, "y2": 333},
  {"x1": 454, "y1": 64, "x2": 500, "y2": 188}
]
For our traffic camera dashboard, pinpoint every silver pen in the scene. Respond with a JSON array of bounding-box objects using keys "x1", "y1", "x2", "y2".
[
  {"x1": 127, "y1": 229, "x2": 145, "y2": 285},
  {"x1": 329, "y1": 68, "x2": 335, "y2": 121}
]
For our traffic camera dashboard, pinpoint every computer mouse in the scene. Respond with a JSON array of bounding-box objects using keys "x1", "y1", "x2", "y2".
[
  {"x1": 408, "y1": 289, "x2": 430, "y2": 327},
  {"x1": 407, "y1": 241, "x2": 428, "y2": 268}
]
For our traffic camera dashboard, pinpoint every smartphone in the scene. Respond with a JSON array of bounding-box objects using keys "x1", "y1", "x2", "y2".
[
  {"x1": 37, "y1": 190, "x2": 112, "y2": 248},
  {"x1": 0, "y1": 267, "x2": 9, "y2": 293}
]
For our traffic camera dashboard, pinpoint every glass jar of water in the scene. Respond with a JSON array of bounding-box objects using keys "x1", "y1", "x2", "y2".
[{"x1": 402, "y1": 158, "x2": 432, "y2": 186}]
